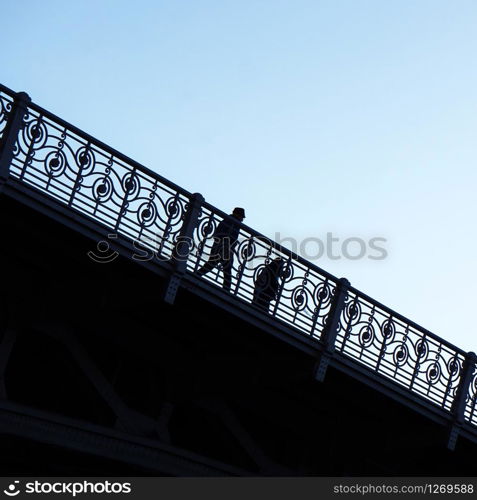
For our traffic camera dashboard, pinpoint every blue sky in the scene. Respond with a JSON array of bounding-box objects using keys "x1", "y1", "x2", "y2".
[{"x1": 2, "y1": 0, "x2": 476, "y2": 349}]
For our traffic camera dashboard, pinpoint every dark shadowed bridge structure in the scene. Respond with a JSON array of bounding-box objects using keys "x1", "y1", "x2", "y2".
[{"x1": 0, "y1": 84, "x2": 476, "y2": 475}]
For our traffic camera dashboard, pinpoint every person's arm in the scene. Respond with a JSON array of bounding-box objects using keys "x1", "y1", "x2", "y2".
[
  {"x1": 229, "y1": 223, "x2": 241, "y2": 252},
  {"x1": 214, "y1": 218, "x2": 231, "y2": 239}
]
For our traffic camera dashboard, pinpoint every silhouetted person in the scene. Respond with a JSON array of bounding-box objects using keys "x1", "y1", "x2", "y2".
[
  {"x1": 197, "y1": 207, "x2": 246, "y2": 291},
  {"x1": 252, "y1": 257, "x2": 284, "y2": 313}
]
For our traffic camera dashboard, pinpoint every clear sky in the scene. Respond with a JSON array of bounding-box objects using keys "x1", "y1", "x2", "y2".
[{"x1": 1, "y1": 0, "x2": 476, "y2": 350}]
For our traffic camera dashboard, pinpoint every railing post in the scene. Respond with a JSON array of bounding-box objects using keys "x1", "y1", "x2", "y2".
[
  {"x1": 447, "y1": 350, "x2": 476, "y2": 451},
  {"x1": 163, "y1": 192, "x2": 204, "y2": 305},
  {"x1": 0, "y1": 91, "x2": 31, "y2": 191},
  {"x1": 313, "y1": 277, "x2": 350, "y2": 382}
]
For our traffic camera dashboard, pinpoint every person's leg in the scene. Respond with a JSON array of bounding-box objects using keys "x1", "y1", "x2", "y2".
[
  {"x1": 222, "y1": 259, "x2": 233, "y2": 292},
  {"x1": 197, "y1": 255, "x2": 218, "y2": 277}
]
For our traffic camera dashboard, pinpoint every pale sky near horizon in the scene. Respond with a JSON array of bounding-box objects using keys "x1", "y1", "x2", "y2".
[{"x1": 1, "y1": 0, "x2": 476, "y2": 350}]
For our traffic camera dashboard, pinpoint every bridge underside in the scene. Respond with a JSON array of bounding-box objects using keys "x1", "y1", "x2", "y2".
[{"x1": 0, "y1": 191, "x2": 475, "y2": 476}]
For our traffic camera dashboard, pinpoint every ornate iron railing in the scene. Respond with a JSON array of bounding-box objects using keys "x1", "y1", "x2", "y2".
[
  {"x1": 187, "y1": 201, "x2": 338, "y2": 339},
  {"x1": 336, "y1": 288, "x2": 465, "y2": 412},
  {"x1": 0, "y1": 83, "x2": 474, "y2": 437},
  {"x1": 465, "y1": 366, "x2": 477, "y2": 426},
  {"x1": 1, "y1": 88, "x2": 190, "y2": 261},
  {"x1": 0, "y1": 90, "x2": 13, "y2": 142}
]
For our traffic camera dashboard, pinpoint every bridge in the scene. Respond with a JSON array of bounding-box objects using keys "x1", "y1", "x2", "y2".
[{"x1": 0, "y1": 83, "x2": 476, "y2": 475}]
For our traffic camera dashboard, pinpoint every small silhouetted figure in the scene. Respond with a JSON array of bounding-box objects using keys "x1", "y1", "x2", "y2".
[
  {"x1": 197, "y1": 207, "x2": 246, "y2": 291},
  {"x1": 252, "y1": 257, "x2": 284, "y2": 313}
]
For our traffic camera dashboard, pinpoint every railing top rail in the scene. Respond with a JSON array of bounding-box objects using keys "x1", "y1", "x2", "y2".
[
  {"x1": 0, "y1": 83, "x2": 192, "y2": 199},
  {"x1": 0, "y1": 83, "x2": 16, "y2": 99}
]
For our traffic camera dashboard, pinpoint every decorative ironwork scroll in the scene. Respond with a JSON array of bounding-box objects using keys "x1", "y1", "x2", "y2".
[
  {"x1": 336, "y1": 289, "x2": 464, "y2": 411},
  {"x1": 465, "y1": 366, "x2": 477, "y2": 426},
  {"x1": 7, "y1": 98, "x2": 189, "y2": 260},
  {"x1": 0, "y1": 91, "x2": 13, "y2": 144},
  {"x1": 187, "y1": 202, "x2": 338, "y2": 340}
]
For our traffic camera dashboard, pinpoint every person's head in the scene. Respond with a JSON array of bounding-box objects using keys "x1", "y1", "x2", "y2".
[{"x1": 231, "y1": 207, "x2": 246, "y2": 222}]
